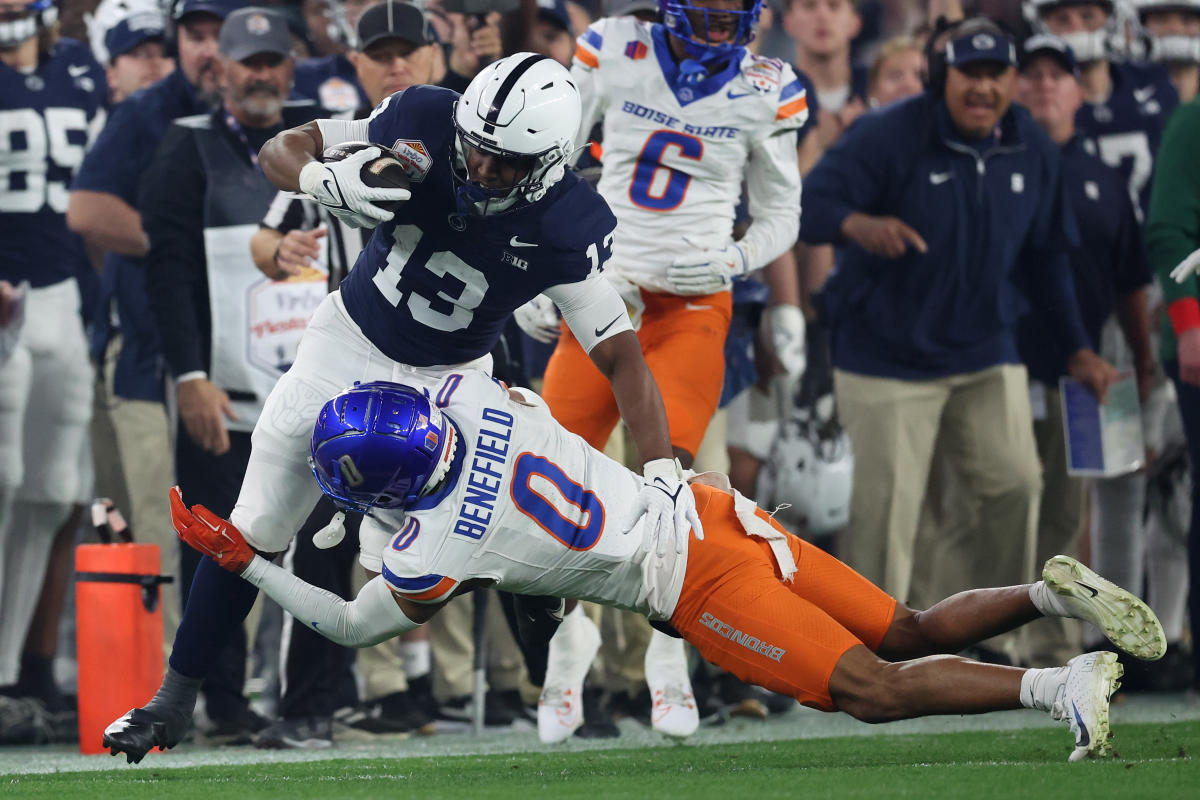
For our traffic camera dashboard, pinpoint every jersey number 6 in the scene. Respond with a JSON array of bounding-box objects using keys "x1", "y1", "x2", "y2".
[{"x1": 628, "y1": 129, "x2": 703, "y2": 212}]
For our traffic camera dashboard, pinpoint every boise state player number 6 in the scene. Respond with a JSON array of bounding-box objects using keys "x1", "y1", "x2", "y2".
[{"x1": 629, "y1": 129, "x2": 703, "y2": 212}]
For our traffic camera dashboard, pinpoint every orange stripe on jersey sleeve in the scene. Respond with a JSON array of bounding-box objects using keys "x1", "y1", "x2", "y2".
[
  {"x1": 403, "y1": 575, "x2": 458, "y2": 603},
  {"x1": 574, "y1": 44, "x2": 599, "y2": 69},
  {"x1": 776, "y1": 94, "x2": 809, "y2": 121}
]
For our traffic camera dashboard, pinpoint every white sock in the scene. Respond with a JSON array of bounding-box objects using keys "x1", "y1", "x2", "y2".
[
  {"x1": 1028, "y1": 581, "x2": 1071, "y2": 618},
  {"x1": 400, "y1": 640, "x2": 431, "y2": 679},
  {"x1": 1020, "y1": 666, "x2": 1068, "y2": 712}
]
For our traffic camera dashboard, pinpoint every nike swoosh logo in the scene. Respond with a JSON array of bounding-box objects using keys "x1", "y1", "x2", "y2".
[
  {"x1": 68, "y1": 64, "x2": 90, "y2": 77},
  {"x1": 509, "y1": 236, "x2": 538, "y2": 248},
  {"x1": 651, "y1": 476, "x2": 683, "y2": 503},
  {"x1": 930, "y1": 172, "x2": 953, "y2": 185},
  {"x1": 1133, "y1": 86, "x2": 1155, "y2": 103},
  {"x1": 1074, "y1": 580, "x2": 1099, "y2": 598},
  {"x1": 727, "y1": 90, "x2": 753, "y2": 99},
  {"x1": 1071, "y1": 701, "x2": 1090, "y2": 747},
  {"x1": 594, "y1": 314, "x2": 622, "y2": 338}
]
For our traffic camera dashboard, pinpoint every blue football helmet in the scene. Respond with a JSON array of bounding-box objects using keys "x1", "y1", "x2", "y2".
[
  {"x1": 309, "y1": 382, "x2": 456, "y2": 513},
  {"x1": 659, "y1": 0, "x2": 763, "y2": 64}
]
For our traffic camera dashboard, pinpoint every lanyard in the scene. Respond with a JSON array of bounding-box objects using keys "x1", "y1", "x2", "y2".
[{"x1": 223, "y1": 110, "x2": 265, "y2": 174}]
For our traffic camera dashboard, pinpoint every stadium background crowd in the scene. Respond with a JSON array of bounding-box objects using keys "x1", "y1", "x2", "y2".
[{"x1": 0, "y1": 0, "x2": 1197, "y2": 750}]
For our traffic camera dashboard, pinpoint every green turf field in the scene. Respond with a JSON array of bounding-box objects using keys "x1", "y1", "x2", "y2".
[{"x1": 4, "y1": 721, "x2": 1196, "y2": 799}]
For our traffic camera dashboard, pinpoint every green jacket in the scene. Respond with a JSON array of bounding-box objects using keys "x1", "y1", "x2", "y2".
[{"x1": 1149, "y1": 97, "x2": 1200, "y2": 363}]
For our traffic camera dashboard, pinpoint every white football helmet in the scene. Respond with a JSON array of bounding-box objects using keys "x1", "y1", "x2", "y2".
[
  {"x1": 453, "y1": 52, "x2": 581, "y2": 215},
  {"x1": 1131, "y1": 0, "x2": 1200, "y2": 63},
  {"x1": 1024, "y1": 0, "x2": 1123, "y2": 62},
  {"x1": 758, "y1": 395, "x2": 854, "y2": 536},
  {"x1": 86, "y1": 0, "x2": 165, "y2": 65},
  {"x1": 0, "y1": 0, "x2": 58, "y2": 49}
]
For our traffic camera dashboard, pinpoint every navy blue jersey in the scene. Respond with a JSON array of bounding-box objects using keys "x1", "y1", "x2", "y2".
[
  {"x1": 1, "y1": 38, "x2": 106, "y2": 287},
  {"x1": 293, "y1": 54, "x2": 368, "y2": 115},
  {"x1": 1075, "y1": 61, "x2": 1178, "y2": 219},
  {"x1": 1019, "y1": 135, "x2": 1150, "y2": 383},
  {"x1": 338, "y1": 86, "x2": 618, "y2": 367}
]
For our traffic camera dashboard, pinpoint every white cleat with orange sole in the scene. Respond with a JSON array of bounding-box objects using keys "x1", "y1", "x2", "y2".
[
  {"x1": 645, "y1": 629, "x2": 699, "y2": 738},
  {"x1": 538, "y1": 607, "x2": 601, "y2": 744}
]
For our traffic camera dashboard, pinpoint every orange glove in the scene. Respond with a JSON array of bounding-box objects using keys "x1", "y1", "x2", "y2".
[{"x1": 169, "y1": 486, "x2": 255, "y2": 573}]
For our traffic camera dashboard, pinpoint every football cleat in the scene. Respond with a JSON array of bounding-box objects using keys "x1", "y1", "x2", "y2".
[
  {"x1": 1050, "y1": 651, "x2": 1122, "y2": 763},
  {"x1": 102, "y1": 704, "x2": 193, "y2": 764},
  {"x1": 1043, "y1": 555, "x2": 1167, "y2": 661},
  {"x1": 537, "y1": 607, "x2": 601, "y2": 744},
  {"x1": 644, "y1": 630, "x2": 699, "y2": 738}
]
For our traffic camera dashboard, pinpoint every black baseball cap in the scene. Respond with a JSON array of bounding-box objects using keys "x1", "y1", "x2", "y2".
[
  {"x1": 1020, "y1": 34, "x2": 1081, "y2": 77},
  {"x1": 219, "y1": 6, "x2": 292, "y2": 61},
  {"x1": 357, "y1": 2, "x2": 433, "y2": 50},
  {"x1": 174, "y1": 0, "x2": 245, "y2": 23}
]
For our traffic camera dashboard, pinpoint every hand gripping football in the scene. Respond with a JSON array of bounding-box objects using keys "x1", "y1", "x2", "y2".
[{"x1": 320, "y1": 141, "x2": 412, "y2": 213}]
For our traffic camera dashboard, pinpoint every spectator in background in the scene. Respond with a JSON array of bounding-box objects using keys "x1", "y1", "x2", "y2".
[
  {"x1": 866, "y1": 33, "x2": 922, "y2": 106},
  {"x1": 138, "y1": 5, "x2": 326, "y2": 745},
  {"x1": 1146, "y1": 76, "x2": 1200, "y2": 697},
  {"x1": 0, "y1": 0, "x2": 106, "y2": 735},
  {"x1": 426, "y1": 1, "x2": 505, "y2": 91},
  {"x1": 1134, "y1": 0, "x2": 1200, "y2": 103},
  {"x1": 533, "y1": 0, "x2": 575, "y2": 65},
  {"x1": 86, "y1": 0, "x2": 174, "y2": 104},
  {"x1": 68, "y1": 0, "x2": 243, "y2": 674},
  {"x1": 1015, "y1": 35, "x2": 1152, "y2": 667},
  {"x1": 292, "y1": 0, "x2": 373, "y2": 112},
  {"x1": 799, "y1": 18, "x2": 1112, "y2": 607},
  {"x1": 781, "y1": 0, "x2": 868, "y2": 149}
]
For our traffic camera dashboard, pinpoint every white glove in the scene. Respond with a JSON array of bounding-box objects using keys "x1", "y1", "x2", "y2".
[
  {"x1": 1170, "y1": 247, "x2": 1200, "y2": 283},
  {"x1": 626, "y1": 457, "x2": 704, "y2": 557},
  {"x1": 767, "y1": 304, "x2": 806, "y2": 380},
  {"x1": 666, "y1": 243, "x2": 748, "y2": 295},
  {"x1": 513, "y1": 294, "x2": 560, "y2": 343},
  {"x1": 298, "y1": 147, "x2": 411, "y2": 229}
]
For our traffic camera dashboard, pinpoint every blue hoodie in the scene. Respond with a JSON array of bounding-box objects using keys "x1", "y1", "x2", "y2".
[{"x1": 801, "y1": 91, "x2": 1090, "y2": 380}]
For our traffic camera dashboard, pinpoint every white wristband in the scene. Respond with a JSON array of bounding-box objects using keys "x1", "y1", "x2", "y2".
[
  {"x1": 643, "y1": 457, "x2": 683, "y2": 482},
  {"x1": 175, "y1": 370, "x2": 207, "y2": 385}
]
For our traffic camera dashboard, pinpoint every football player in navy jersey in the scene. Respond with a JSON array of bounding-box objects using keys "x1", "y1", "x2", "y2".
[
  {"x1": 0, "y1": 0, "x2": 107, "y2": 709},
  {"x1": 101, "y1": 52, "x2": 700, "y2": 764},
  {"x1": 1027, "y1": 0, "x2": 1179, "y2": 217},
  {"x1": 1134, "y1": 0, "x2": 1200, "y2": 102}
]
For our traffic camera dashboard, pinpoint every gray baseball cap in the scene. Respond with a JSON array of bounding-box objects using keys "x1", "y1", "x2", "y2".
[
  {"x1": 218, "y1": 6, "x2": 292, "y2": 61},
  {"x1": 357, "y1": 2, "x2": 433, "y2": 50}
]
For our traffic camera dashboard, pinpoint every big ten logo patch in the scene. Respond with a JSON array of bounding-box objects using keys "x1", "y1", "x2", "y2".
[{"x1": 390, "y1": 139, "x2": 433, "y2": 182}]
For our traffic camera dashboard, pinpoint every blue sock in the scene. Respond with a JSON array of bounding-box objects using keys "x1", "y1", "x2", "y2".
[{"x1": 168, "y1": 557, "x2": 259, "y2": 679}]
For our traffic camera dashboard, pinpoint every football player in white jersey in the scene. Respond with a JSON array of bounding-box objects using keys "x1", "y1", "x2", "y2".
[
  {"x1": 170, "y1": 373, "x2": 1168, "y2": 764},
  {"x1": 524, "y1": 0, "x2": 804, "y2": 741}
]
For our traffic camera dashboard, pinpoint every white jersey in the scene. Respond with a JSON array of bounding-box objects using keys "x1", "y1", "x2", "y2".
[
  {"x1": 377, "y1": 371, "x2": 686, "y2": 620},
  {"x1": 573, "y1": 17, "x2": 805, "y2": 292}
]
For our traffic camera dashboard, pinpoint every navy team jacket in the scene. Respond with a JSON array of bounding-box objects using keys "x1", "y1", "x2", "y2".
[{"x1": 800, "y1": 91, "x2": 1090, "y2": 381}]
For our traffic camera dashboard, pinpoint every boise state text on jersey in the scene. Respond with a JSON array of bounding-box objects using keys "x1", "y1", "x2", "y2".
[
  {"x1": 1, "y1": 38, "x2": 106, "y2": 287},
  {"x1": 337, "y1": 86, "x2": 618, "y2": 367}
]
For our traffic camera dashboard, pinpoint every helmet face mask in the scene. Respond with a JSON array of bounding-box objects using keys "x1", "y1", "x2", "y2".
[
  {"x1": 1024, "y1": 0, "x2": 1120, "y2": 62},
  {"x1": 659, "y1": 0, "x2": 763, "y2": 64},
  {"x1": 451, "y1": 52, "x2": 580, "y2": 216},
  {"x1": 0, "y1": 0, "x2": 56, "y2": 50},
  {"x1": 309, "y1": 382, "x2": 457, "y2": 515},
  {"x1": 1134, "y1": 0, "x2": 1200, "y2": 63}
]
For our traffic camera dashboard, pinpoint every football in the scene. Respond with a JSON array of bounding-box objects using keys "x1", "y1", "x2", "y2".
[{"x1": 320, "y1": 141, "x2": 411, "y2": 212}]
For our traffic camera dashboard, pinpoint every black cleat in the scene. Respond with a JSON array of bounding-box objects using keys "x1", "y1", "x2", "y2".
[{"x1": 102, "y1": 705, "x2": 193, "y2": 764}]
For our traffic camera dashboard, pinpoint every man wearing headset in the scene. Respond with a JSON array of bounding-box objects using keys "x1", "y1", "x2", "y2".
[{"x1": 799, "y1": 17, "x2": 1113, "y2": 614}]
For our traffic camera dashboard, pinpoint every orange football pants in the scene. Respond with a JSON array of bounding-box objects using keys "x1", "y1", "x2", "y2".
[
  {"x1": 672, "y1": 484, "x2": 898, "y2": 711},
  {"x1": 541, "y1": 289, "x2": 732, "y2": 458}
]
